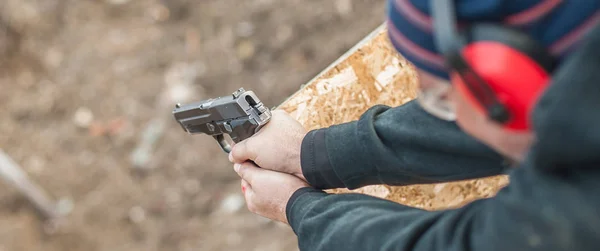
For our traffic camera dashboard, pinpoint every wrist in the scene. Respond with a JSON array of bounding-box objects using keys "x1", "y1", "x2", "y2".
[
  {"x1": 300, "y1": 129, "x2": 346, "y2": 189},
  {"x1": 292, "y1": 131, "x2": 308, "y2": 179},
  {"x1": 285, "y1": 187, "x2": 326, "y2": 227}
]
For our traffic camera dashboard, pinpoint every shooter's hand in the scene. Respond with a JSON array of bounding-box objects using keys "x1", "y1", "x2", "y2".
[
  {"x1": 229, "y1": 110, "x2": 307, "y2": 181},
  {"x1": 235, "y1": 161, "x2": 310, "y2": 224}
]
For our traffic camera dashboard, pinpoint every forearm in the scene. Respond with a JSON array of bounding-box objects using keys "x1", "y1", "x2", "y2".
[
  {"x1": 286, "y1": 165, "x2": 596, "y2": 251},
  {"x1": 301, "y1": 100, "x2": 508, "y2": 189},
  {"x1": 286, "y1": 188, "x2": 445, "y2": 251}
]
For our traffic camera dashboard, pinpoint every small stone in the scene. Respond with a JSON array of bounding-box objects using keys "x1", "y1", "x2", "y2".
[
  {"x1": 25, "y1": 155, "x2": 45, "y2": 174},
  {"x1": 236, "y1": 40, "x2": 256, "y2": 60},
  {"x1": 168, "y1": 84, "x2": 193, "y2": 103},
  {"x1": 129, "y1": 206, "x2": 146, "y2": 224},
  {"x1": 73, "y1": 107, "x2": 94, "y2": 128},
  {"x1": 219, "y1": 194, "x2": 244, "y2": 214},
  {"x1": 148, "y1": 4, "x2": 170, "y2": 22},
  {"x1": 56, "y1": 198, "x2": 74, "y2": 216},
  {"x1": 106, "y1": 0, "x2": 130, "y2": 5},
  {"x1": 276, "y1": 25, "x2": 293, "y2": 44},
  {"x1": 335, "y1": 0, "x2": 353, "y2": 16},
  {"x1": 44, "y1": 48, "x2": 63, "y2": 69},
  {"x1": 236, "y1": 22, "x2": 255, "y2": 37}
]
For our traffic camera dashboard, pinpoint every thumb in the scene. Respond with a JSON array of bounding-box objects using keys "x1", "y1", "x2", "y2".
[
  {"x1": 234, "y1": 162, "x2": 265, "y2": 185},
  {"x1": 229, "y1": 138, "x2": 258, "y2": 163}
]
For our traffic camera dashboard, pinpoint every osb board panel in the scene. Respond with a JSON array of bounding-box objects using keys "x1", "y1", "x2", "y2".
[{"x1": 279, "y1": 25, "x2": 509, "y2": 211}]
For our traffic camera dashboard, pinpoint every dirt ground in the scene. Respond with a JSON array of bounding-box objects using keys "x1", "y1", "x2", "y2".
[{"x1": 0, "y1": 0, "x2": 385, "y2": 250}]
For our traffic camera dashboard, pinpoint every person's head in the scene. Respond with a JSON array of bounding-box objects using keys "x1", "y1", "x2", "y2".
[{"x1": 387, "y1": 0, "x2": 599, "y2": 162}]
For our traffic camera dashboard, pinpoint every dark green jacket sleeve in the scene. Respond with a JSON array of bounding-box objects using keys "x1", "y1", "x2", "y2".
[
  {"x1": 287, "y1": 162, "x2": 600, "y2": 251},
  {"x1": 301, "y1": 100, "x2": 509, "y2": 189}
]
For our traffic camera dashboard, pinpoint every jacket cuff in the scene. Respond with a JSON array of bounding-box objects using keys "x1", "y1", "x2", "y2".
[
  {"x1": 285, "y1": 187, "x2": 327, "y2": 234},
  {"x1": 300, "y1": 129, "x2": 346, "y2": 189},
  {"x1": 324, "y1": 106, "x2": 389, "y2": 189}
]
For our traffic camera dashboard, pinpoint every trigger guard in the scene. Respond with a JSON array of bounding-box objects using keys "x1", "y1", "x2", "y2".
[{"x1": 214, "y1": 135, "x2": 232, "y2": 153}]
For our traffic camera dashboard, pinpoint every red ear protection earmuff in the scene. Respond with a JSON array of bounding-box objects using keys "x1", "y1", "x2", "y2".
[{"x1": 431, "y1": 0, "x2": 555, "y2": 131}]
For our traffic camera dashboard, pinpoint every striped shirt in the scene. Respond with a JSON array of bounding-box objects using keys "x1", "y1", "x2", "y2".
[{"x1": 387, "y1": 0, "x2": 600, "y2": 79}]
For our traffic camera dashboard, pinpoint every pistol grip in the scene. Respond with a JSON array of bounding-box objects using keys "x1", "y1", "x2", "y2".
[{"x1": 214, "y1": 135, "x2": 232, "y2": 153}]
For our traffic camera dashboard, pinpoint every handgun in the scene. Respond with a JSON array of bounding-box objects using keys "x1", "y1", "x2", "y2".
[{"x1": 172, "y1": 88, "x2": 272, "y2": 153}]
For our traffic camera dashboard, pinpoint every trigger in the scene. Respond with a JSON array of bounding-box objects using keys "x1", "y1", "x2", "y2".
[
  {"x1": 214, "y1": 135, "x2": 232, "y2": 153},
  {"x1": 224, "y1": 122, "x2": 233, "y2": 133}
]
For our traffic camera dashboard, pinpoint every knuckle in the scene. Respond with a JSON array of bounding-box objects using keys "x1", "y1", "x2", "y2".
[
  {"x1": 230, "y1": 144, "x2": 240, "y2": 158},
  {"x1": 242, "y1": 137, "x2": 254, "y2": 149},
  {"x1": 253, "y1": 156, "x2": 262, "y2": 167},
  {"x1": 240, "y1": 139, "x2": 250, "y2": 152},
  {"x1": 232, "y1": 140, "x2": 250, "y2": 159},
  {"x1": 244, "y1": 140, "x2": 259, "y2": 160}
]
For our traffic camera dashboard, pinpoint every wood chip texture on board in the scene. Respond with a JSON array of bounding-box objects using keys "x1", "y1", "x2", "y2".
[{"x1": 279, "y1": 26, "x2": 509, "y2": 211}]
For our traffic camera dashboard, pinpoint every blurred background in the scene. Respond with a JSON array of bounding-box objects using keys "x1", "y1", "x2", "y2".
[{"x1": 0, "y1": 0, "x2": 384, "y2": 250}]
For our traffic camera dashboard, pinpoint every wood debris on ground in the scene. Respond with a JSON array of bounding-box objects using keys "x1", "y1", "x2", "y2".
[
  {"x1": 0, "y1": 149, "x2": 72, "y2": 219},
  {"x1": 278, "y1": 24, "x2": 509, "y2": 211}
]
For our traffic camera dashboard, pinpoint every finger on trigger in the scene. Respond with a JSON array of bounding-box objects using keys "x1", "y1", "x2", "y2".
[{"x1": 230, "y1": 139, "x2": 257, "y2": 163}]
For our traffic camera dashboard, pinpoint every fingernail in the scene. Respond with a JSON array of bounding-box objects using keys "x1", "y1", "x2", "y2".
[
  {"x1": 228, "y1": 151, "x2": 234, "y2": 162},
  {"x1": 234, "y1": 163, "x2": 240, "y2": 172}
]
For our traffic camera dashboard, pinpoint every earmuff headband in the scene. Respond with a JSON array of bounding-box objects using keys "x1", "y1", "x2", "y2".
[
  {"x1": 430, "y1": 0, "x2": 510, "y2": 123},
  {"x1": 431, "y1": 0, "x2": 459, "y2": 55}
]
